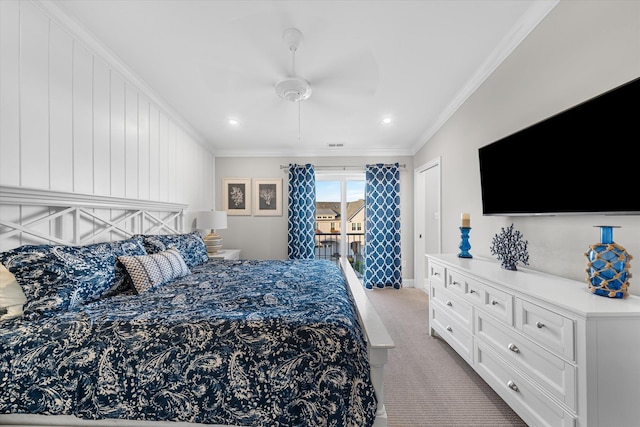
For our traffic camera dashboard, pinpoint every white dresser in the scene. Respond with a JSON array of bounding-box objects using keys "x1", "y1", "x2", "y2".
[{"x1": 426, "y1": 254, "x2": 640, "y2": 427}]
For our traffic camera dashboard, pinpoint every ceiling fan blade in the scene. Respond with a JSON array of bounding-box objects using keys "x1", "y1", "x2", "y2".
[
  {"x1": 199, "y1": 65, "x2": 269, "y2": 90},
  {"x1": 306, "y1": 48, "x2": 379, "y2": 96},
  {"x1": 227, "y1": 9, "x2": 294, "y2": 78}
]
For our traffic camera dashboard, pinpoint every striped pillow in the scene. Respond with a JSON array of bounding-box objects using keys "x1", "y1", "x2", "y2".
[{"x1": 118, "y1": 248, "x2": 191, "y2": 293}]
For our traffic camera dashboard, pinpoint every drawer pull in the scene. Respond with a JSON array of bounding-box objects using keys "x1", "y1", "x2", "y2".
[
  {"x1": 433, "y1": 271, "x2": 440, "y2": 276},
  {"x1": 446, "y1": 301, "x2": 453, "y2": 307},
  {"x1": 507, "y1": 380, "x2": 519, "y2": 392},
  {"x1": 536, "y1": 321, "x2": 546, "y2": 329},
  {"x1": 452, "y1": 281, "x2": 460, "y2": 286},
  {"x1": 507, "y1": 343, "x2": 520, "y2": 354},
  {"x1": 446, "y1": 326, "x2": 453, "y2": 332},
  {"x1": 469, "y1": 289, "x2": 476, "y2": 294},
  {"x1": 491, "y1": 299, "x2": 499, "y2": 306}
]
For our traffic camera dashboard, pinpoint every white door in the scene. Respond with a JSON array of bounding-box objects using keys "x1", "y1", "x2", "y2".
[{"x1": 414, "y1": 158, "x2": 441, "y2": 291}]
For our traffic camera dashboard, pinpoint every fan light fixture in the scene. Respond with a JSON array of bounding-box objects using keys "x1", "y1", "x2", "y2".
[
  {"x1": 275, "y1": 28, "x2": 312, "y2": 103},
  {"x1": 275, "y1": 77, "x2": 312, "y2": 102}
]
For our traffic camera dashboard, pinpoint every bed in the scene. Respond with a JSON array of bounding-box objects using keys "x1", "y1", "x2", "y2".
[{"x1": 0, "y1": 185, "x2": 394, "y2": 427}]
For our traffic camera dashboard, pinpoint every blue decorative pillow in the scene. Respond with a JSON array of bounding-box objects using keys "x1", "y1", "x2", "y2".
[
  {"x1": 139, "y1": 231, "x2": 209, "y2": 267},
  {"x1": 0, "y1": 237, "x2": 146, "y2": 317}
]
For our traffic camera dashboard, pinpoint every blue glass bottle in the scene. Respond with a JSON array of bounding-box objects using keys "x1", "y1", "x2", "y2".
[{"x1": 586, "y1": 225, "x2": 632, "y2": 298}]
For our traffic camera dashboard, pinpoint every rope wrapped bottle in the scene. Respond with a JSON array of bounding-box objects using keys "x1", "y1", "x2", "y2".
[{"x1": 585, "y1": 225, "x2": 632, "y2": 298}]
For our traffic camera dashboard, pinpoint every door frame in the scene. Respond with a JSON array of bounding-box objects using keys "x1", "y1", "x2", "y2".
[{"x1": 414, "y1": 157, "x2": 442, "y2": 291}]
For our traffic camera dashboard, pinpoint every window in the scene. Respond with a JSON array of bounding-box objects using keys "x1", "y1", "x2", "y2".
[{"x1": 315, "y1": 172, "x2": 365, "y2": 274}]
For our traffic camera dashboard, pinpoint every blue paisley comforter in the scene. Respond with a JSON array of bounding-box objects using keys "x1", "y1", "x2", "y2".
[{"x1": 0, "y1": 259, "x2": 377, "y2": 426}]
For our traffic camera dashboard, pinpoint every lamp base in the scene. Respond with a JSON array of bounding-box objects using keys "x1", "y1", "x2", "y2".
[{"x1": 203, "y1": 230, "x2": 223, "y2": 255}]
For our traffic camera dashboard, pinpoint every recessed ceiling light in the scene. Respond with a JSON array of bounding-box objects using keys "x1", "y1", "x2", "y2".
[
  {"x1": 228, "y1": 118, "x2": 240, "y2": 127},
  {"x1": 381, "y1": 117, "x2": 393, "y2": 125}
]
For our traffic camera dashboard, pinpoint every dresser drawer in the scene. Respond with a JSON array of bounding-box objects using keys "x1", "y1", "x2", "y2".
[
  {"x1": 475, "y1": 311, "x2": 576, "y2": 411},
  {"x1": 445, "y1": 268, "x2": 470, "y2": 297},
  {"x1": 431, "y1": 281, "x2": 472, "y2": 330},
  {"x1": 516, "y1": 299, "x2": 575, "y2": 361},
  {"x1": 428, "y1": 261, "x2": 445, "y2": 286},
  {"x1": 479, "y1": 281, "x2": 514, "y2": 325},
  {"x1": 431, "y1": 303, "x2": 473, "y2": 363},
  {"x1": 475, "y1": 341, "x2": 576, "y2": 427},
  {"x1": 447, "y1": 269, "x2": 513, "y2": 325}
]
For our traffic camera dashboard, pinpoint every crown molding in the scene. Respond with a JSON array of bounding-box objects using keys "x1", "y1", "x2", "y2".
[
  {"x1": 412, "y1": 0, "x2": 559, "y2": 155},
  {"x1": 213, "y1": 146, "x2": 415, "y2": 158}
]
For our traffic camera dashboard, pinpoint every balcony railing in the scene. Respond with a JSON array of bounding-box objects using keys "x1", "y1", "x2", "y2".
[{"x1": 315, "y1": 232, "x2": 365, "y2": 276}]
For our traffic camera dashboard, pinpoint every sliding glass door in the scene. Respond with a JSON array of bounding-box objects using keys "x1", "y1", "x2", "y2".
[{"x1": 315, "y1": 172, "x2": 365, "y2": 275}]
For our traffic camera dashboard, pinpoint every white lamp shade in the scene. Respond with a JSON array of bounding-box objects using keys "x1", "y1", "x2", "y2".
[{"x1": 197, "y1": 211, "x2": 227, "y2": 230}]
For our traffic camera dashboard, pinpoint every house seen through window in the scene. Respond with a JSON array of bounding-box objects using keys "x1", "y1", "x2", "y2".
[{"x1": 315, "y1": 174, "x2": 365, "y2": 275}]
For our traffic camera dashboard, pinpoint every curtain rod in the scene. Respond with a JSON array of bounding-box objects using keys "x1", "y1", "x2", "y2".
[{"x1": 280, "y1": 164, "x2": 406, "y2": 171}]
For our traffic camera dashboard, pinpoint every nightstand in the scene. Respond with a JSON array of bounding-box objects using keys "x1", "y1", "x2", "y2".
[{"x1": 208, "y1": 249, "x2": 241, "y2": 260}]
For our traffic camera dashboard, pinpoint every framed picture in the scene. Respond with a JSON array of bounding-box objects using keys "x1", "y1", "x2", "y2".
[
  {"x1": 253, "y1": 178, "x2": 283, "y2": 216},
  {"x1": 222, "y1": 177, "x2": 251, "y2": 216}
]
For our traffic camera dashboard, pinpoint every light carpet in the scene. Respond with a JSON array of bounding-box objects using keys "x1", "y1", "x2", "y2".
[{"x1": 366, "y1": 287, "x2": 528, "y2": 426}]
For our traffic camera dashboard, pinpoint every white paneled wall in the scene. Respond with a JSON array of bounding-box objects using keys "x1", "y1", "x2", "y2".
[{"x1": 0, "y1": 1, "x2": 214, "y2": 249}]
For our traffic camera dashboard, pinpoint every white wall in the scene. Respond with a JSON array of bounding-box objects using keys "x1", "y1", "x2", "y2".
[
  {"x1": 215, "y1": 156, "x2": 415, "y2": 283},
  {"x1": 414, "y1": 1, "x2": 640, "y2": 294},
  {"x1": 0, "y1": 1, "x2": 215, "y2": 249}
]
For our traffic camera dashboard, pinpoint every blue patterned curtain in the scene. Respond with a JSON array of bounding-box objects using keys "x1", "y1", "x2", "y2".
[
  {"x1": 364, "y1": 163, "x2": 402, "y2": 289},
  {"x1": 288, "y1": 164, "x2": 316, "y2": 259}
]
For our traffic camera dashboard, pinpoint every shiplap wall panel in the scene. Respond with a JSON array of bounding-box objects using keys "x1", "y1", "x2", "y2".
[
  {"x1": 149, "y1": 105, "x2": 160, "y2": 201},
  {"x1": 125, "y1": 85, "x2": 138, "y2": 199},
  {"x1": 158, "y1": 113, "x2": 168, "y2": 201},
  {"x1": 167, "y1": 121, "x2": 177, "y2": 201},
  {"x1": 0, "y1": 0, "x2": 21, "y2": 187},
  {"x1": 20, "y1": 2, "x2": 50, "y2": 189},
  {"x1": 175, "y1": 128, "x2": 185, "y2": 202},
  {"x1": 72, "y1": 42, "x2": 94, "y2": 194},
  {"x1": 109, "y1": 74, "x2": 126, "y2": 198},
  {"x1": 93, "y1": 59, "x2": 111, "y2": 196},
  {"x1": 48, "y1": 23, "x2": 75, "y2": 241},
  {"x1": 49, "y1": 23, "x2": 74, "y2": 192},
  {"x1": 138, "y1": 96, "x2": 150, "y2": 200},
  {"x1": 0, "y1": 1, "x2": 20, "y2": 251},
  {"x1": 0, "y1": 1, "x2": 215, "y2": 250}
]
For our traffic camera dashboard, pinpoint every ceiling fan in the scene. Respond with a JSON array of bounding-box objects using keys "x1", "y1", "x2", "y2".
[
  {"x1": 205, "y1": 22, "x2": 379, "y2": 144},
  {"x1": 273, "y1": 28, "x2": 314, "y2": 142},
  {"x1": 274, "y1": 28, "x2": 312, "y2": 103}
]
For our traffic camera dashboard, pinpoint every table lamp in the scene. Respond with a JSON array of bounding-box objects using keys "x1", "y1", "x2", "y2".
[{"x1": 196, "y1": 211, "x2": 227, "y2": 255}]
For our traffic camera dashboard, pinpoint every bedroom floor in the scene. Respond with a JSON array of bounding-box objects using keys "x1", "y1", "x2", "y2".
[{"x1": 366, "y1": 287, "x2": 527, "y2": 426}]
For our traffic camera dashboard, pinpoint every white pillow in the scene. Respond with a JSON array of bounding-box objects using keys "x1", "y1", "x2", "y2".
[{"x1": 0, "y1": 263, "x2": 26, "y2": 320}]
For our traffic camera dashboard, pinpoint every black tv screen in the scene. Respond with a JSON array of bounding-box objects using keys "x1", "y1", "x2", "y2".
[{"x1": 478, "y1": 76, "x2": 640, "y2": 216}]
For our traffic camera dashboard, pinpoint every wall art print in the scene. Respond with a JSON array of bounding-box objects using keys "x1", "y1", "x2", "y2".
[
  {"x1": 222, "y1": 177, "x2": 251, "y2": 216},
  {"x1": 253, "y1": 178, "x2": 283, "y2": 216}
]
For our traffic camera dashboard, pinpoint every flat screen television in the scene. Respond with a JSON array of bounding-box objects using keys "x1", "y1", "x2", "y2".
[{"x1": 478, "y1": 76, "x2": 640, "y2": 216}]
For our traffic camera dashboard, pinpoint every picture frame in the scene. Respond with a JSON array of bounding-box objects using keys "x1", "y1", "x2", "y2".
[
  {"x1": 222, "y1": 177, "x2": 251, "y2": 216},
  {"x1": 253, "y1": 178, "x2": 283, "y2": 216}
]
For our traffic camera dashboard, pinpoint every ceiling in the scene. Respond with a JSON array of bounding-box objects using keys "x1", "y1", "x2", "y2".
[{"x1": 51, "y1": 0, "x2": 557, "y2": 157}]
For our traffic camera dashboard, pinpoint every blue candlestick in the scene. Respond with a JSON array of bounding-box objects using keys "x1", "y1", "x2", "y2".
[{"x1": 458, "y1": 227, "x2": 472, "y2": 258}]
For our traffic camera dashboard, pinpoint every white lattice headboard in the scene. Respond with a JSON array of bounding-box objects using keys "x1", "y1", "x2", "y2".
[{"x1": 0, "y1": 185, "x2": 188, "y2": 251}]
